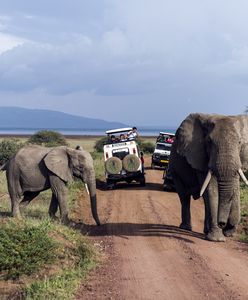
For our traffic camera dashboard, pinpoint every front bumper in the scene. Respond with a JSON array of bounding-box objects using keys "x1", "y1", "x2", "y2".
[
  {"x1": 106, "y1": 170, "x2": 144, "y2": 182},
  {"x1": 152, "y1": 156, "x2": 169, "y2": 166}
]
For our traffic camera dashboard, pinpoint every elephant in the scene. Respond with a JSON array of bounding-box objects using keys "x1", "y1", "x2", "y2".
[
  {"x1": 169, "y1": 113, "x2": 248, "y2": 242},
  {"x1": 1, "y1": 144, "x2": 100, "y2": 226}
]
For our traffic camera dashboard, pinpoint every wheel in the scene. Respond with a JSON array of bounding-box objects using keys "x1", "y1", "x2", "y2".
[
  {"x1": 140, "y1": 177, "x2": 146, "y2": 186},
  {"x1": 105, "y1": 157, "x2": 122, "y2": 175},
  {"x1": 106, "y1": 179, "x2": 116, "y2": 190},
  {"x1": 123, "y1": 154, "x2": 140, "y2": 172}
]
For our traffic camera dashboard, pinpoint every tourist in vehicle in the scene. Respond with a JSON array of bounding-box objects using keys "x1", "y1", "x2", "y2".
[
  {"x1": 120, "y1": 133, "x2": 127, "y2": 141},
  {"x1": 109, "y1": 134, "x2": 117, "y2": 143},
  {"x1": 127, "y1": 127, "x2": 139, "y2": 140}
]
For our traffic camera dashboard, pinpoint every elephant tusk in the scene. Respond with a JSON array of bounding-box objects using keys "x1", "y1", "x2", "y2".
[
  {"x1": 238, "y1": 169, "x2": 248, "y2": 186},
  {"x1": 85, "y1": 183, "x2": 90, "y2": 195},
  {"x1": 200, "y1": 170, "x2": 212, "y2": 197}
]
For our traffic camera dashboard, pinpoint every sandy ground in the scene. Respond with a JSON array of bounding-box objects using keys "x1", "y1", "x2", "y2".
[{"x1": 76, "y1": 159, "x2": 248, "y2": 300}]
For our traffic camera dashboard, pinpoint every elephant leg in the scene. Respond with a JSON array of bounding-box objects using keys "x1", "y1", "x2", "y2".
[
  {"x1": 223, "y1": 187, "x2": 240, "y2": 237},
  {"x1": 173, "y1": 175, "x2": 192, "y2": 231},
  {"x1": 179, "y1": 194, "x2": 192, "y2": 231},
  {"x1": 203, "y1": 196, "x2": 210, "y2": 234},
  {"x1": 49, "y1": 193, "x2": 59, "y2": 219},
  {"x1": 49, "y1": 175, "x2": 69, "y2": 224},
  {"x1": 10, "y1": 197, "x2": 21, "y2": 218},
  {"x1": 204, "y1": 177, "x2": 225, "y2": 242},
  {"x1": 20, "y1": 191, "x2": 40, "y2": 207}
]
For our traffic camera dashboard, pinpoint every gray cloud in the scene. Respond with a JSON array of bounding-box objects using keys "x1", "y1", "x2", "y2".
[{"x1": 0, "y1": 1, "x2": 248, "y2": 125}]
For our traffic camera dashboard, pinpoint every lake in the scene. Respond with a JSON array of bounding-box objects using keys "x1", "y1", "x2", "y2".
[{"x1": 0, "y1": 128, "x2": 176, "y2": 137}]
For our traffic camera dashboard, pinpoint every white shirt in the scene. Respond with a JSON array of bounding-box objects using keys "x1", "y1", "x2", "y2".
[{"x1": 128, "y1": 131, "x2": 138, "y2": 139}]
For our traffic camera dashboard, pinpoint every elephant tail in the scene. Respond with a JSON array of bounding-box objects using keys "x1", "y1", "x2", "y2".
[{"x1": 0, "y1": 162, "x2": 8, "y2": 171}]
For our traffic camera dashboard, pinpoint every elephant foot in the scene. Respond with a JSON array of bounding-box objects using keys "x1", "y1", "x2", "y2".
[
  {"x1": 61, "y1": 215, "x2": 70, "y2": 225},
  {"x1": 12, "y1": 210, "x2": 22, "y2": 219},
  {"x1": 206, "y1": 227, "x2": 226, "y2": 242},
  {"x1": 179, "y1": 223, "x2": 192, "y2": 231},
  {"x1": 223, "y1": 224, "x2": 237, "y2": 237},
  {"x1": 204, "y1": 224, "x2": 210, "y2": 235},
  {"x1": 49, "y1": 214, "x2": 59, "y2": 221}
]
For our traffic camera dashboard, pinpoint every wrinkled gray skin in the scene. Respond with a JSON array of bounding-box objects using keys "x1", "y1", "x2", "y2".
[
  {"x1": 2, "y1": 145, "x2": 100, "y2": 225},
  {"x1": 169, "y1": 113, "x2": 248, "y2": 242}
]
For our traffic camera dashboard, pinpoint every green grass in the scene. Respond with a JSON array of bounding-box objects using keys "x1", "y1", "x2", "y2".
[
  {"x1": 239, "y1": 183, "x2": 248, "y2": 242},
  {"x1": 0, "y1": 219, "x2": 56, "y2": 280},
  {"x1": 23, "y1": 225, "x2": 97, "y2": 300},
  {"x1": 0, "y1": 145, "x2": 100, "y2": 299},
  {"x1": 91, "y1": 151, "x2": 105, "y2": 180}
]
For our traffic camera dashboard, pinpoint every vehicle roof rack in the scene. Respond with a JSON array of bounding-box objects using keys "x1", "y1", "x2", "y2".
[
  {"x1": 159, "y1": 132, "x2": 175, "y2": 136},
  {"x1": 106, "y1": 127, "x2": 133, "y2": 135}
]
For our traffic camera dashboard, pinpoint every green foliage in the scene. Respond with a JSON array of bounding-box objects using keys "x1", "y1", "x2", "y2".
[
  {"x1": 94, "y1": 136, "x2": 108, "y2": 152},
  {"x1": 24, "y1": 226, "x2": 97, "y2": 300},
  {"x1": 240, "y1": 183, "x2": 248, "y2": 242},
  {"x1": 91, "y1": 151, "x2": 105, "y2": 180},
  {"x1": 0, "y1": 139, "x2": 25, "y2": 165},
  {"x1": 28, "y1": 130, "x2": 68, "y2": 147},
  {"x1": 0, "y1": 220, "x2": 56, "y2": 279},
  {"x1": 136, "y1": 138, "x2": 155, "y2": 154}
]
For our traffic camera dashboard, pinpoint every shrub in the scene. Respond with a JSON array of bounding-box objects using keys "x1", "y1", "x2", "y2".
[
  {"x1": 94, "y1": 136, "x2": 108, "y2": 152},
  {"x1": 0, "y1": 139, "x2": 25, "y2": 165},
  {"x1": 136, "y1": 138, "x2": 155, "y2": 154},
  {"x1": 0, "y1": 220, "x2": 56, "y2": 279},
  {"x1": 28, "y1": 130, "x2": 68, "y2": 147},
  {"x1": 140, "y1": 141, "x2": 155, "y2": 153}
]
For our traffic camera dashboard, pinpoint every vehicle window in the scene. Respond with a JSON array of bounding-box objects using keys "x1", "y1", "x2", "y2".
[
  {"x1": 112, "y1": 148, "x2": 129, "y2": 160},
  {"x1": 156, "y1": 144, "x2": 171, "y2": 151}
]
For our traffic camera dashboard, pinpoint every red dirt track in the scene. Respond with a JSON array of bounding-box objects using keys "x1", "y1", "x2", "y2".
[{"x1": 77, "y1": 161, "x2": 248, "y2": 300}]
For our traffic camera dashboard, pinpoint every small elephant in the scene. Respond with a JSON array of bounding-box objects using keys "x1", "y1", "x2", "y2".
[
  {"x1": 169, "y1": 113, "x2": 248, "y2": 241},
  {"x1": 2, "y1": 145, "x2": 100, "y2": 225}
]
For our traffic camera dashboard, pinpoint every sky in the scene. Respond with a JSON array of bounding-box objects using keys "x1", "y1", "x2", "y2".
[{"x1": 0, "y1": 1, "x2": 248, "y2": 127}]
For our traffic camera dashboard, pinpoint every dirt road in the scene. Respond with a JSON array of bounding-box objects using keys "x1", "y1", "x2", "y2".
[{"x1": 77, "y1": 164, "x2": 248, "y2": 300}]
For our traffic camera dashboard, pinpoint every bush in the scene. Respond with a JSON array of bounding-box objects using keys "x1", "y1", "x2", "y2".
[
  {"x1": 136, "y1": 138, "x2": 155, "y2": 154},
  {"x1": 0, "y1": 139, "x2": 25, "y2": 165},
  {"x1": 0, "y1": 220, "x2": 56, "y2": 279},
  {"x1": 28, "y1": 130, "x2": 68, "y2": 147},
  {"x1": 94, "y1": 136, "x2": 108, "y2": 152}
]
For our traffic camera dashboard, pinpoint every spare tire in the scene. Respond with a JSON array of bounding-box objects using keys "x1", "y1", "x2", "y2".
[
  {"x1": 123, "y1": 154, "x2": 140, "y2": 172},
  {"x1": 105, "y1": 157, "x2": 122, "y2": 175}
]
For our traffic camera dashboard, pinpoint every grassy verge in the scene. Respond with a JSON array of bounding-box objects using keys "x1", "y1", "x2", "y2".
[
  {"x1": 239, "y1": 183, "x2": 248, "y2": 242},
  {"x1": 0, "y1": 167, "x2": 98, "y2": 299},
  {"x1": 23, "y1": 224, "x2": 97, "y2": 300}
]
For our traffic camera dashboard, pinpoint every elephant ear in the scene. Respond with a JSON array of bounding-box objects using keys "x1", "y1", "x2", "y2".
[
  {"x1": 176, "y1": 113, "x2": 210, "y2": 171},
  {"x1": 44, "y1": 147, "x2": 73, "y2": 182}
]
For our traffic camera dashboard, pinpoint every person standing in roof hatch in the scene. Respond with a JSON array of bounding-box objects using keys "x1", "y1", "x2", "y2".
[{"x1": 128, "y1": 127, "x2": 139, "y2": 140}]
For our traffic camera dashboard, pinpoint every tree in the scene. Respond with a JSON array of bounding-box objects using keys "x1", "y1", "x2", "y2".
[
  {"x1": 0, "y1": 139, "x2": 25, "y2": 165},
  {"x1": 28, "y1": 130, "x2": 68, "y2": 147}
]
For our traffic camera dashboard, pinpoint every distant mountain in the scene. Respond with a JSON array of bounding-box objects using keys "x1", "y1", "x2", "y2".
[{"x1": 0, "y1": 107, "x2": 126, "y2": 130}]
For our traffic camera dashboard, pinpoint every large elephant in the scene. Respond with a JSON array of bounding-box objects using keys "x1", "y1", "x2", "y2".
[
  {"x1": 2, "y1": 145, "x2": 100, "y2": 225},
  {"x1": 169, "y1": 113, "x2": 248, "y2": 241}
]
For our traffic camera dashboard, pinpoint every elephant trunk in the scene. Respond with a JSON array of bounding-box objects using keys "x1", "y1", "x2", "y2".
[
  {"x1": 213, "y1": 152, "x2": 240, "y2": 229},
  {"x1": 85, "y1": 177, "x2": 101, "y2": 226},
  {"x1": 217, "y1": 180, "x2": 234, "y2": 228}
]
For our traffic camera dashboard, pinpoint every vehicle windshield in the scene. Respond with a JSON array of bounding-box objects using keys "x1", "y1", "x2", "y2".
[{"x1": 156, "y1": 144, "x2": 172, "y2": 151}]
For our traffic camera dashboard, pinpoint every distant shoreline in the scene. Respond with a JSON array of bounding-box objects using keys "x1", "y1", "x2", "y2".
[{"x1": 0, "y1": 133, "x2": 157, "y2": 139}]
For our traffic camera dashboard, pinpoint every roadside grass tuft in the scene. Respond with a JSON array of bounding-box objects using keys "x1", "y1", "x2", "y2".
[
  {"x1": 24, "y1": 225, "x2": 97, "y2": 300},
  {"x1": 91, "y1": 151, "x2": 105, "y2": 180},
  {"x1": 0, "y1": 219, "x2": 56, "y2": 280},
  {"x1": 239, "y1": 183, "x2": 248, "y2": 242}
]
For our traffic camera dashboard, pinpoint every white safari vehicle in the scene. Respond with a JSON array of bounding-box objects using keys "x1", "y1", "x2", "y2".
[
  {"x1": 103, "y1": 127, "x2": 145, "y2": 188},
  {"x1": 151, "y1": 132, "x2": 175, "y2": 168}
]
